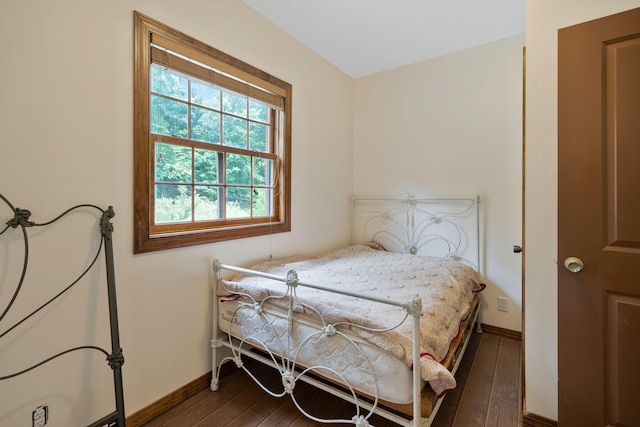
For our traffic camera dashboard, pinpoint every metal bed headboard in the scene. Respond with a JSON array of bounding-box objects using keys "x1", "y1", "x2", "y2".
[
  {"x1": 0, "y1": 193, "x2": 124, "y2": 427},
  {"x1": 351, "y1": 194, "x2": 481, "y2": 273}
]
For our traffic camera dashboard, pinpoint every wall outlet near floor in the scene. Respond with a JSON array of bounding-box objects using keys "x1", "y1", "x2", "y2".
[
  {"x1": 32, "y1": 405, "x2": 48, "y2": 427},
  {"x1": 498, "y1": 296, "x2": 509, "y2": 312}
]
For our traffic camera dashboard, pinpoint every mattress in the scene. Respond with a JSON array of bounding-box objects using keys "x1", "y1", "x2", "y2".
[
  {"x1": 218, "y1": 244, "x2": 483, "y2": 397},
  {"x1": 218, "y1": 298, "x2": 420, "y2": 404}
]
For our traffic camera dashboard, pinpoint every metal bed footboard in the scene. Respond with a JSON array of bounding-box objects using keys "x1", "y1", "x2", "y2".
[
  {"x1": 211, "y1": 261, "x2": 424, "y2": 426},
  {"x1": 0, "y1": 193, "x2": 125, "y2": 427}
]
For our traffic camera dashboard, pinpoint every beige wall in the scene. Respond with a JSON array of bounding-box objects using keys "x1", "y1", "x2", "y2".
[
  {"x1": 524, "y1": 0, "x2": 640, "y2": 420},
  {"x1": 353, "y1": 34, "x2": 525, "y2": 332},
  {"x1": 0, "y1": 1, "x2": 353, "y2": 424}
]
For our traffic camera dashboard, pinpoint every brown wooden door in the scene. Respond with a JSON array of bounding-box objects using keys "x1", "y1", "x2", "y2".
[{"x1": 558, "y1": 7, "x2": 640, "y2": 427}]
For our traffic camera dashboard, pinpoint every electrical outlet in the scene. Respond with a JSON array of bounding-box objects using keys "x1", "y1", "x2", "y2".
[
  {"x1": 32, "y1": 405, "x2": 48, "y2": 427},
  {"x1": 498, "y1": 296, "x2": 509, "y2": 312}
]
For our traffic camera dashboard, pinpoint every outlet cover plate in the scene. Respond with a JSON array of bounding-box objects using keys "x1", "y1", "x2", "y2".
[{"x1": 498, "y1": 297, "x2": 509, "y2": 312}]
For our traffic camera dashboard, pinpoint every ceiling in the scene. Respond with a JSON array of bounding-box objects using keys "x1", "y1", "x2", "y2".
[{"x1": 243, "y1": 0, "x2": 526, "y2": 78}]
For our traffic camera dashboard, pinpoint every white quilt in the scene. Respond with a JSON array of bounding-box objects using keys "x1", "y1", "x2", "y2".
[{"x1": 221, "y1": 244, "x2": 482, "y2": 396}]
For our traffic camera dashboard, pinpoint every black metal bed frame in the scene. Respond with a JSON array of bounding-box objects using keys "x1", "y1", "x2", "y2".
[{"x1": 0, "y1": 193, "x2": 125, "y2": 427}]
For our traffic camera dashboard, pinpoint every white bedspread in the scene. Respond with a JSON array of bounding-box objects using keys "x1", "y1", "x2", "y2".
[{"x1": 221, "y1": 244, "x2": 482, "y2": 396}]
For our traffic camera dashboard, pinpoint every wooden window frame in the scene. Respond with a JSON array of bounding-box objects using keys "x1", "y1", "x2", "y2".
[{"x1": 133, "y1": 11, "x2": 291, "y2": 253}]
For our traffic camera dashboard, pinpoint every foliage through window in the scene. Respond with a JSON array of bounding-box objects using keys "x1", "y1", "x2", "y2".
[{"x1": 134, "y1": 12, "x2": 291, "y2": 253}]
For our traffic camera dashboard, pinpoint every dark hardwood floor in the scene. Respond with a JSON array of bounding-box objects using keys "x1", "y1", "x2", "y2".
[{"x1": 142, "y1": 332, "x2": 521, "y2": 427}]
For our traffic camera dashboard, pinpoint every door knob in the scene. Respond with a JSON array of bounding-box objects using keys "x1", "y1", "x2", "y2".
[{"x1": 564, "y1": 257, "x2": 584, "y2": 273}]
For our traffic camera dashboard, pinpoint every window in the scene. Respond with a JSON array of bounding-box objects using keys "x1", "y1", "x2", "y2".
[{"x1": 134, "y1": 12, "x2": 291, "y2": 253}]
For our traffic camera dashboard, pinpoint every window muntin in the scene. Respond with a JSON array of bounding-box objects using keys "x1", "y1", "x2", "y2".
[
  {"x1": 134, "y1": 12, "x2": 291, "y2": 252},
  {"x1": 150, "y1": 63, "x2": 275, "y2": 227}
]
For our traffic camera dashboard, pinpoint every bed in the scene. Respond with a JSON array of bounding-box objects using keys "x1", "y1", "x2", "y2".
[
  {"x1": 0, "y1": 192, "x2": 125, "y2": 427},
  {"x1": 211, "y1": 194, "x2": 483, "y2": 426}
]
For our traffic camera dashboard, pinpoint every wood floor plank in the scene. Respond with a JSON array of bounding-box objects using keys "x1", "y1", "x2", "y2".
[
  {"x1": 289, "y1": 414, "x2": 324, "y2": 427},
  {"x1": 320, "y1": 398, "x2": 359, "y2": 426},
  {"x1": 288, "y1": 396, "x2": 344, "y2": 427},
  {"x1": 140, "y1": 389, "x2": 212, "y2": 427},
  {"x1": 193, "y1": 381, "x2": 269, "y2": 426},
  {"x1": 247, "y1": 393, "x2": 281, "y2": 420},
  {"x1": 225, "y1": 409, "x2": 265, "y2": 427},
  {"x1": 486, "y1": 337, "x2": 521, "y2": 427},
  {"x1": 288, "y1": 381, "x2": 325, "y2": 417},
  {"x1": 247, "y1": 373, "x2": 314, "y2": 419},
  {"x1": 452, "y1": 332, "x2": 501, "y2": 426},
  {"x1": 154, "y1": 370, "x2": 253, "y2": 426},
  {"x1": 315, "y1": 397, "x2": 395, "y2": 427},
  {"x1": 261, "y1": 397, "x2": 302, "y2": 425},
  {"x1": 432, "y1": 331, "x2": 483, "y2": 427}
]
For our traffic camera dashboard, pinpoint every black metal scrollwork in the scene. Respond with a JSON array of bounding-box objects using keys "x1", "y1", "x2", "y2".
[
  {"x1": 0, "y1": 192, "x2": 125, "y2": 427},
  {"x1": 107, "y1": 348, "x2": 125, "y2": 370},
  {"x1": 100, "y1": 206, "x2": 115, "y2": 240},
  {"x1": 6, "y1": 208, "x2": 35, "y2": 228}
]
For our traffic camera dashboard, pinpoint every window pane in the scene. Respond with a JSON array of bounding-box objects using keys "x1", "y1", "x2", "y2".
[
  {"x1": 252, "y1": 157, "x2": 272, "y2": 186},
  {"x1": 191, "y1": 80, "x2": 220, "y2": 109},
  {"x1": 226, "y1": 187, "x2": 251, "y2": 218},
  {"x1": 226, "y1": 154, "x2": 251, "y2": 185},
  {"x1": 252, "y1": 188, "x2": 269, "y2": 217},
  {"x1": 223, "y1": 115, "x2": 247, "y2": 148},
  {"x1": 191, "y1": 106, "x2": 220, "y2": 143},
  {"x1": 195, "y1": 186, "x2": 219, "y2": 221},
  {"x1": 155, "y1": 184, "x2": 192, "y2": 223},
  {"x1": 222, "y1": 91, "x2": 247, "y2": 116},
  {"x1": 195, "y1": 148, "x2": 218, "y2": 184},
  {"x1": 151, "y1": 64, "x2": 188, "y2": 100},
  {"x1": 249, "y1": 122, "x2": 268, "y2": 152},
  {"x1": 249, "y1": 100, "x2": 268, "y2": 122},
  {"x1": 135, "y1": 14, "x2": 292, "y2": 253},
  {"x1": 155, "y1": 142, "x2": 192, "y2": 183},
  {"x1": 151, "y1": 95, "x2": 188, "y2": 138}
]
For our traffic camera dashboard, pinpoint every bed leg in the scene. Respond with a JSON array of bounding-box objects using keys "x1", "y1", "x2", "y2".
[
  {"x1": 211, "y1": 338, "x2": 221, "y2": 391},
  {"x1": 211, "y1": 259, "x2": 222, "y2": 391},
  {"x1": 475, "y1": 310, "x2": 483, "y2": 334}
]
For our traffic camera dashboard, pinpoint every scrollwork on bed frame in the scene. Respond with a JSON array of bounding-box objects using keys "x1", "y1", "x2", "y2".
[
  {"x1": 212, "y1": 261, "x2": 424, "y2": 427},
  {"x1": 351, "y1": 194, "x2": 480, "y2": 272},
  {"x1": 0, "y1": 193, "x2": 125, "y2": 427}
]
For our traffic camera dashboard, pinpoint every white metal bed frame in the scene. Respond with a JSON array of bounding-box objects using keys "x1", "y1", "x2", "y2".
[{"x1": 211, "y1": 194, "x2": 481, "y2": 426}]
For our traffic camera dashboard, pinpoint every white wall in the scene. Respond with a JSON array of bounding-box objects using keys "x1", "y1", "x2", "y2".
[
  {"x1": 353, "y1": 34, "x2": 525, "y2": 332},
  {"x1": 524, "y1": 0, "x2": 640, "y2": 420},
  {"x1": 0, "y1": 1, "x2": 353, "y2": 424}
]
